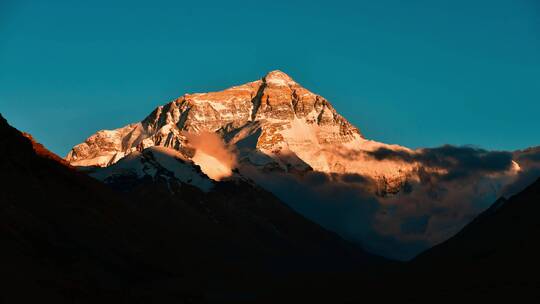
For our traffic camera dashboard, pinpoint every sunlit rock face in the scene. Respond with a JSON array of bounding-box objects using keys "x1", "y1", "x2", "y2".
[{"x1": 66, "y1": 70, "x2": 415, "y2": 188}]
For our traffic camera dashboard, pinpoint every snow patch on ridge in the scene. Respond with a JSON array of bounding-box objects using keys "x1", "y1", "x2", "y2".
[
  {"x1": 91, "y1": 146, "x2": 214, "y2": 192},
  {"x1": 264, "y1": 70, "x2": 296, "y2": 87}
]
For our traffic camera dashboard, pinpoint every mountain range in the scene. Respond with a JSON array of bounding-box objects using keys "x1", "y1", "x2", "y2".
[
  {"x1": 1, "y1": 71, "x2": 539, "y2": 302},
  {"x1": 63, "y1": 71, "x2": 529, "y2": 260},
  {"x1": 66, "y1": 70, "x2": 418, "y2": 194}
]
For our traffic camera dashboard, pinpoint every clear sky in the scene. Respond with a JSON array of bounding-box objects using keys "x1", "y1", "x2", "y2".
[{"x1": 1, "y1": 0, "x2": 539, "y2": 156}]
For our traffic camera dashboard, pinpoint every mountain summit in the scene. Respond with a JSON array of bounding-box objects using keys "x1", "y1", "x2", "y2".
[
  {"x1": 263, "y1": 70, "x2": 297, "y2": 86},
  {"x1": 66, "y1": 70, "x2": 414, "y2": 191}
]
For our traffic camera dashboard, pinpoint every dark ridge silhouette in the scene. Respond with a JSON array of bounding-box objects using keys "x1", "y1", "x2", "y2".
[
  {"x1": 0, "y1": 114, "x2": 385, "y2": 303},
  {"x1": 413, "y1": 178, "x2": 540, "y2": 263},
  {"x1": 2, "y1": 113, "x2": 539, "y2": 303},
  {"x1": 397, "y1": 178, "x2": 540, "y2": 301},
  {"x1": 0, "y1": 114, "x2": 200, "y2": 303},
  {"x1": 412, "y1": 177, "x2": 540, "y2": 265}
]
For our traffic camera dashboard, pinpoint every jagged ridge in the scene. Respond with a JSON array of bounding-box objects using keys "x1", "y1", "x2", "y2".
[{"x1": 66, "y1": 70, "x2": 415, "y2": 191}]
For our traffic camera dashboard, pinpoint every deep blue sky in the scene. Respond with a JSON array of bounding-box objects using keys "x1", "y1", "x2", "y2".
[{"x1": 1, "y1": 0, "x2": 539, "y2": 156}]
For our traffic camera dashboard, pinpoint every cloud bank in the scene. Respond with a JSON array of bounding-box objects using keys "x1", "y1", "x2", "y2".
[
  {"x1": 185, "y1": 133, "x2": 540, "y2": 260},
  {"x1": 240, "y1": 145, "x2": 537, "y2": 260}
]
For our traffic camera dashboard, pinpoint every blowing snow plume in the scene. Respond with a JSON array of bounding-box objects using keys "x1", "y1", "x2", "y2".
[{"x1": 184, "y1": 131, "x2": 237, "y2": 180}]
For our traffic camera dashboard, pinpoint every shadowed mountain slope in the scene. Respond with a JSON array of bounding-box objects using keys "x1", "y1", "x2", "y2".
[
  {"x1": 413, "y1": 177, "x2": 540, "y2": 270},
  {"x1": 0, "y1": 114, "x2": 383, "y2": 303}
]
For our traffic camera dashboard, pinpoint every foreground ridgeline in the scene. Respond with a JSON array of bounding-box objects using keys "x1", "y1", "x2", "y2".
[{"x1": 0, "y1": 114, "x2": 383, "y2": 303}]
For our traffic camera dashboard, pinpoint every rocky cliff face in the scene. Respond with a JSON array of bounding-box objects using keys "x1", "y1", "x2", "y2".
[{"x1": 66, "y1": 70, "x2": 415, "y2": 191}]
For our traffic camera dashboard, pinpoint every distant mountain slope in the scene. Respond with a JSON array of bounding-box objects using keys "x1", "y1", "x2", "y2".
[
  {"x1": 415, "y1": 180, "x2": 540, "y2": 267},
  {"x1": 0, "y1": 114, "x2": 382, "y2": 303},
  {"x1": 402, "y1": 177, "x2": 540, "y2": 299},
  {"x1": 413, "y1": 178, "x2": 540, "y2": 265}
]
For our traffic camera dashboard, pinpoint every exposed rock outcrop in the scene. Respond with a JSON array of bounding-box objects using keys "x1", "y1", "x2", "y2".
[{"x1": 66, "y1": 70, "x2": 415, "y2": 191}]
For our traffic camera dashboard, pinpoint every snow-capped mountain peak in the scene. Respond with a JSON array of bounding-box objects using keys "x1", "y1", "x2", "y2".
[
  {"x1": 65, "y1": 70, "x2": 415, "y2": 192},
  {"x1": 263, "y1": 70, "x2": 296, "y2": 87}
]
